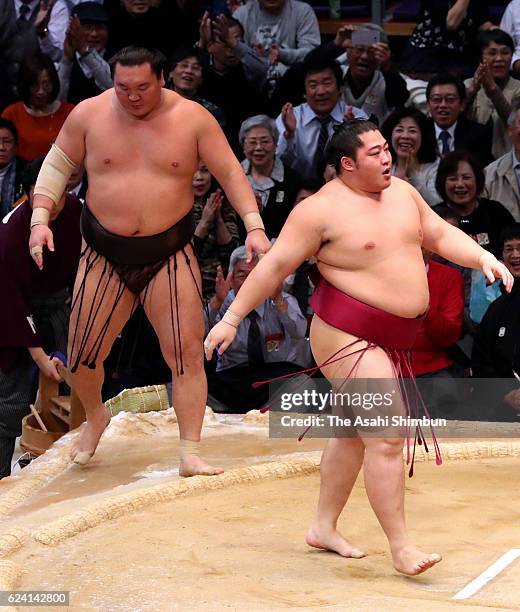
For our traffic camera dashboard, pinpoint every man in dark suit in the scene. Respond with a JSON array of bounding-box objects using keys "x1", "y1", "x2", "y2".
[
  {"x1": 57, "y1": 2, "x2": 112, "y2": 104},
  {"x1": 0, "y1": 0, "x2": 17, "y2": 108},
  {"x1": 426, "y1": 73, "x2": 493, "y2": 167},
  {"x1": 0, "y1": 118, "x2": 25, "y2": 217}
]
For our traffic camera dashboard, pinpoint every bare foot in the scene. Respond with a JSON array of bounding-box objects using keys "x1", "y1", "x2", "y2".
[
  {"x1": 305, "y1": 524, "x2": 365, "y2": 558},
  {"x1": 179, "y1": 454, "x2": 224, "y2": 477},
  {"x1": 70, "y1": 406, "x2": 111, "y2": 465},
  {"x1": 392, "y1": 545, "x2": 442, "y2": 576}
]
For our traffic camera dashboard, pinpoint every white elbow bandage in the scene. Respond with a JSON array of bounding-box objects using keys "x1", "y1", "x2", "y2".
[
  {"x1": 33, "y1": 144, "x2": 78, "y2": 204},
  {"x1": 242, "y1": 211, "x2": 265, "y2": 233}
]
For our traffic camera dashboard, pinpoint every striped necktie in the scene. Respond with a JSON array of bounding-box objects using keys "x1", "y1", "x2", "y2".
[
  {"x1": 313, "y1": 115, "x2": 332, "y2": 175},
  {"x1": 439, "y1": 130, "x2": 451, "y2": 156}
]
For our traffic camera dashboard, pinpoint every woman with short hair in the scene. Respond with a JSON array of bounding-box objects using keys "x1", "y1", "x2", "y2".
[
  {"x1": 239, "y1": 114, "x2": 302, "y2": 239},
  {"x1": 434, "y1": 150, "x2": 515, "y2": 256}
]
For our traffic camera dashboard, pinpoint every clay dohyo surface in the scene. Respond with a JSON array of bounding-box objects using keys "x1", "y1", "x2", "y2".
[{"x1": 1, "y1": 410, "x2": 520, "y2": 610}]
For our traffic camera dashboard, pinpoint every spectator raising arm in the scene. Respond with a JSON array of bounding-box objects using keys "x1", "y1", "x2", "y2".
[
  {"x1": 37, "y1": 0, "x2": 70, "y2": 62},
  {"x1": 213, "y1": 15, "x2": 270, "y2": 89},
  {"x1": 58, "y1": 15, "x2": 112, "y2": 101},
  {"x1": 277, "y1": 3, "x2": 321, "y2": 65}
]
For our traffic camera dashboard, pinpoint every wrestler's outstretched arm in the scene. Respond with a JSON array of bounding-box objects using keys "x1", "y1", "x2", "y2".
[
  {"x1": 413, "y1": 185, "x2": 514, "y2": 291},
  {"x1": 204, "y1": 197, "x2": 324, "y2": 359},
  {"x1": 195, "y1": 106, "x2": 271, "y2": 260},
  {"x1": 29, "y1": 104, "x2": 88, "y2": 270}
]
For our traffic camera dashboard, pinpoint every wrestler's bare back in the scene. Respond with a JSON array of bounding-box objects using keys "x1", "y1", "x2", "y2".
[
  {"x1": 305, "y1": 177, "x2": 429, "y2": 318},
  {"x1": 59, "y1": 89, "x2": 210, "y2": 236}
]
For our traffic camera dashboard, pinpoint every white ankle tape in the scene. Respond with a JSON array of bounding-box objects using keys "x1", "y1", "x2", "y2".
[{"x1": 179, "y1": 439, "x2": 201, "y2": 457}]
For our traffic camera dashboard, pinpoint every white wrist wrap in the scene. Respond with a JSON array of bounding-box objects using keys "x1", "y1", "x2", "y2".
[
  {"x1": 30, "y1": 207, "x2": 51, "y2": 228},
  {"x1": 33, "y1": 144, "x2": 77, "y2": 203},
  {"x1": 222, "y1": 308, "x2": 242, "y2": 328},
  {"x1": 242, "y1": 211, "x2": 265, "y2": 233}
]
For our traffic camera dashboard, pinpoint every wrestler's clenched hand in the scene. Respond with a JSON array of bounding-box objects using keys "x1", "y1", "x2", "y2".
[
  {"x1": 29, "y1": 225, "x2": 54, "y2": 271},
  {"x1": 38, "y1": 355, "x2": 64, "y2": 382},
  {"x1": 480, "y1": 251, "x2": 514, "y2": 292},
  {"x1": 245, "y1": 229, "x2": 271, "y2": 263},
  {"x1": 204, "y1": 320, "x2": 237, "y2": 361}
]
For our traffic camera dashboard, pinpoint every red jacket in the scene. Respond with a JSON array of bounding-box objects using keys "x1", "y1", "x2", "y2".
[{"x1": 411, "y1": 260, "x2": 464, "y2": 376}]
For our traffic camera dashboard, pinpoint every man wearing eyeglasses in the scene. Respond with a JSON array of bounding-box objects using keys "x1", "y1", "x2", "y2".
[
  {"x1": 306, "y1": 24, "x2": 409, "y2": 126},
  {"x1": 0, "y1": 118, "x2": 25, "y2": 218},
  {"x1": 426, "y1": 73, "x2": 493, "y2": 166}
]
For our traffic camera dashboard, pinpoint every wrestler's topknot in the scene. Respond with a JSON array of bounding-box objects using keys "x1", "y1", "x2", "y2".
[
  {"x1": 109, "y1": 46, "x2": 166, "y2": 79},
  {"x1": 326, "y1": 119, "x2": 379, "y2": 172}
]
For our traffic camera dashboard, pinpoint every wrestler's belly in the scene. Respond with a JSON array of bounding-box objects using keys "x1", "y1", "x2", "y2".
[
  {"x1": 85, "y1": 173, "x2": 194, "y2": 236},
  {"x1": 317, "y1": 256, "x2": 429, "y2": 319}
]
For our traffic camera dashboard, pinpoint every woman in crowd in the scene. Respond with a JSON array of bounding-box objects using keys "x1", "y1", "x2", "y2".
[
  {"x1": 464, "y1": 29, "x2": 520, "y2": 159},
  {"x1": 434, "y1": 150, "x2": 515, "y2": 257},
  {"x1": 239, "y1": 115, "x2": 302, "y2": 239},
  {"x1": 1, "y1": 54, "x2": 74, "y2": 161},
  {"x1": 192, "y1": 162, "x2": 239, "y2": 300},
  {"x1": 382, "y1": 107, "x2": 440, "y2": 206},
  {"x1": 434, "y1": 151, "x2": 513, "y2": 327}
]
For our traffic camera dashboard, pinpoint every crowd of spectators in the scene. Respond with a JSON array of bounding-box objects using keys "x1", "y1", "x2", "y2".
[{"x1": 2, "y1": 0, "x2": 520, "y2": 437}]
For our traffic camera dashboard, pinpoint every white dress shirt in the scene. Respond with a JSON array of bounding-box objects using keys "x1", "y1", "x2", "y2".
[
  {"x1": 275, "y1": 100, "x2": 367, "y2": 177},
  {"x1": 15, "y1": 0, "x2": 69, "y2": 62},
  {"x1": 57, "y1": 48, "x2": 112, "y2": 100},
  {"x1": 208, "y1": 289, "x2": 308, "y2": 371}
]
